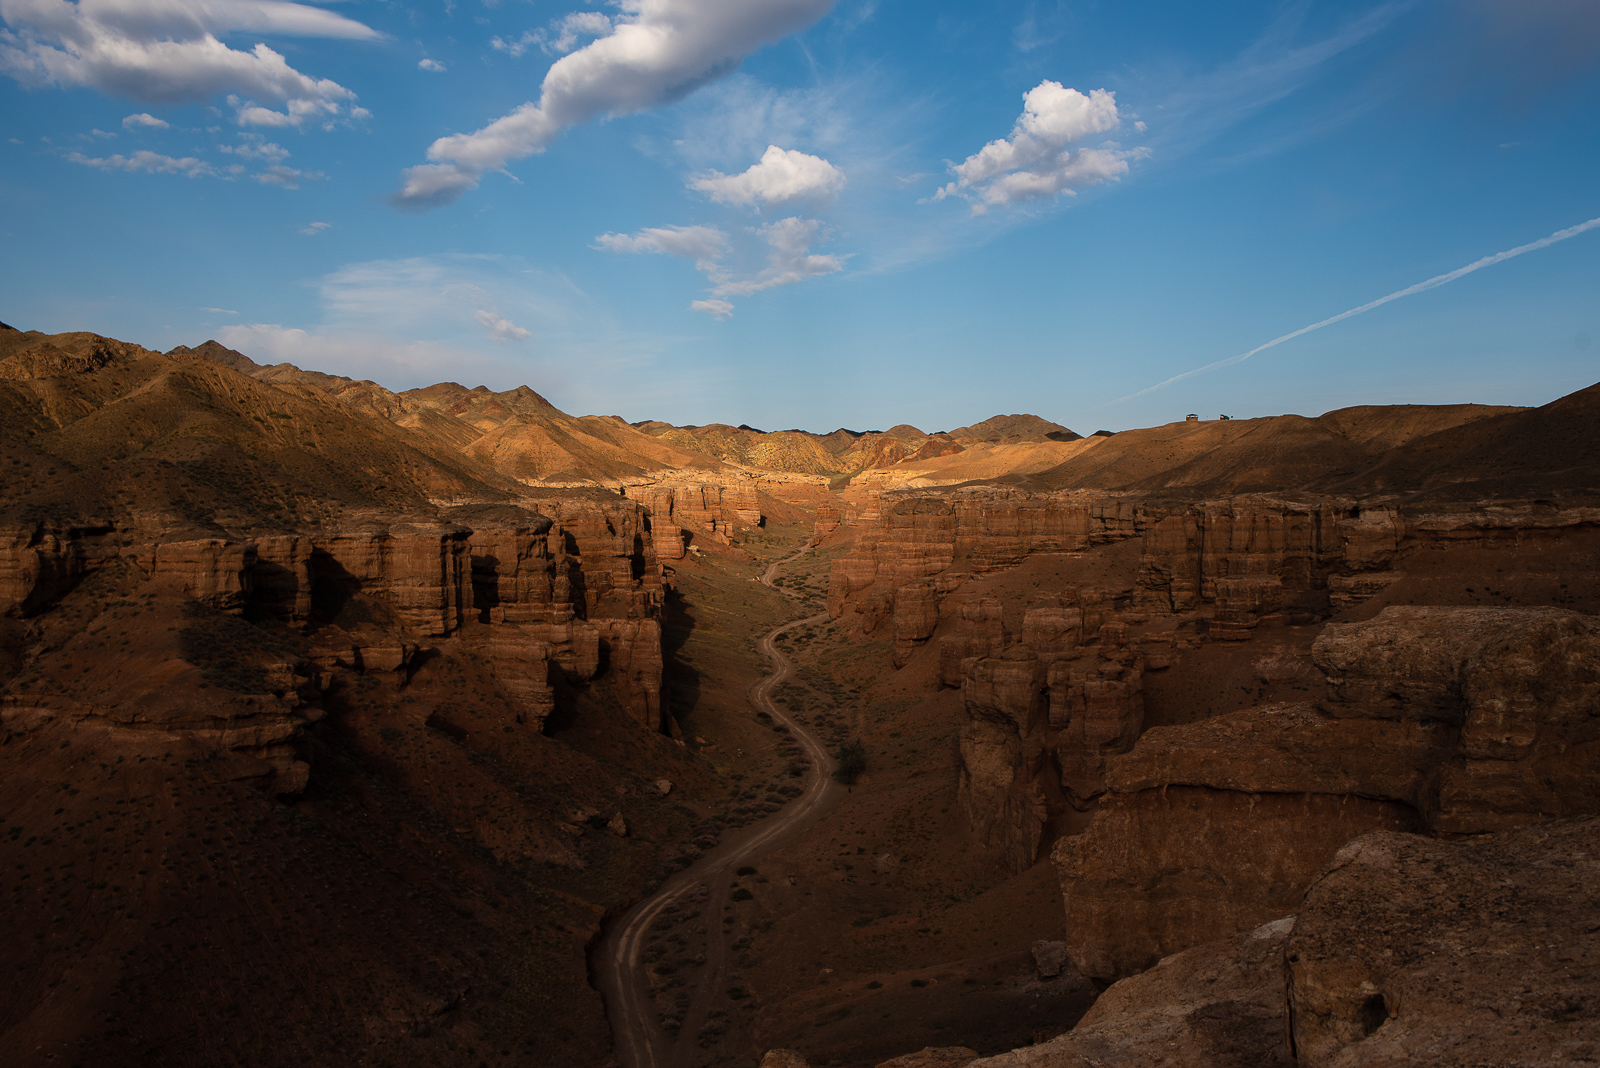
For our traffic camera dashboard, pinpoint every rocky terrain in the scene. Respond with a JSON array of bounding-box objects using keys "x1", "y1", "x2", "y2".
[{"x1": 2, "y1": 320, "x2": 1597, "y2": 1068}]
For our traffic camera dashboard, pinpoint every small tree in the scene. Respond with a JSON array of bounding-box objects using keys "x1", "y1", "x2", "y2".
[{"x1": 833, "y1": 740, "x2": 866, "y2": 785}]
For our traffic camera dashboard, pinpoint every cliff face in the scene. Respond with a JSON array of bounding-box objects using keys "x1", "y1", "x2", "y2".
[
  {"x1": 0, "y1": 333, "x2": 675, "y2": 798},
  {"x1": 0, "y1": 497, "x2": 671, "y2": 793},
  {"x1": 626, "y1": 475, "x2": 764, "y2": 559},
  {"x1": 1052, "y1": 604, "x2": 1600, "y2": 981},
  {"x1": 826, "y1": 484, "x2": 1600, "y2": 984}
]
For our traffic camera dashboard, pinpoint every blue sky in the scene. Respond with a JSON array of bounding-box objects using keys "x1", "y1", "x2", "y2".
[{"x1": 3, "y1": 0, "x2": 1598, "y2": 433}]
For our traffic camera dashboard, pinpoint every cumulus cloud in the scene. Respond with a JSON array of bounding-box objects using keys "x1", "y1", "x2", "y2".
[
  {"x1": 67, "y1": 148, "x2": 215, "y2": 176},
  {"x1": 934, "y1": 80, "x2": 1143, "y2": 211},
  {"x1": 299, "y1": 220, "x2": 331, "y2": 235},
  {"x1": 596, "y1": 215, "x2": 843, "y2": 316},
  {"x1": 122, "y1": 111, "x2": 168, "y2": 128},
  {"x1": 690, "y1": 144, "x2": 844, "y2": 209},
  {"x1": 393, "y1": 0, "x2": 839, "y2": 210},
  {"x1": 418, "y1": 58, "x2": 445, "y2": 73},
  {"x1": 0, "y1": 0, "x2": 374, "y2": 125}
]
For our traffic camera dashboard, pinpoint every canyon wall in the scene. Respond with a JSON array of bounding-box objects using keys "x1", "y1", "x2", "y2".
[
  {"x1": 826, "y1": 487, "x2": 1600, "y2": 981},
  {"x1": 0, "y1": 496, "x2": 671, "y2": 792}
]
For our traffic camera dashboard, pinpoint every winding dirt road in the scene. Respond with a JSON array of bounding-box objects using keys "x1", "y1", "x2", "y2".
[{"x1": 593, "y1": 542, "x2": 841, "y2": 1068}]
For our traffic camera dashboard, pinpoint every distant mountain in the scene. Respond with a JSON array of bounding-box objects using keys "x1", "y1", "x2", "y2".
[
  {"x1": 1029, "y1": 403, "x2": 1534, "y2": 498},
  {"x1": 630, "y1": 412, "x2": 1076, "y2": 478},
  {"x1": 171, "y1": 340, "x2": 725, "y2": 487},
  {"x1": 945, "y1": 413, "x2": 1080, "y2": 444}
]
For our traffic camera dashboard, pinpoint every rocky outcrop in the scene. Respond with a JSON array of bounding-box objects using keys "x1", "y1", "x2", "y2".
[
  {"x1": 1055, "y1": 782, "x2": 1420, "y2": 980},
  {"x1": 913, "y1": 818, "x2": 1600, "y2": 1068},
  {"x1": 1316, "y1": 605, "x2": 1600, "y2": 832},
  {"x1": 1053, "y1": 607, "x2": 1600, "y2": 981},
  {"x1": 627, "y1": 475, "x2": 764, "y2": 558},
  {"x1": 0, "y1": 498, "x2": 672, "y2": 790},
  {"x1": 964, "y1": 918, "x2": 1296, "y2": 1068},
  {"x1": 1287, "y1": 818, "x2": 1600, "y2": 1067}
]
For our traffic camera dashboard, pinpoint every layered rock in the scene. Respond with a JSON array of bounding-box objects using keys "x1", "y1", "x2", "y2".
[
  {"x1": 1287, "y1": 817, "x2": 1600, "y2": 1068},
  {"x1": 947, "y1": 588, "x2": 1149, "y2": 870},
  {"x1": 626, "y1": 475, "x2": 764, "y2": 559},
  {"x1": 964, "y1": 918, "x2": 1296, "y2": 1068},
  {"x1": 1316, "y1": 605, "x2": 1600, "y2": 832},
  {"x1": 0, "y1": 498, "x2": 672, "y2": 790},
  {"x1": 1053, "y1": 607, "x2": 1600, "y2": 981}
]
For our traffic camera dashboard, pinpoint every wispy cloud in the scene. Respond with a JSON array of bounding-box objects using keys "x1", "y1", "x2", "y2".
[
  {"x1": 68, "y1": 149, "x2": 215, "y2": 177},
  {"x1": 595, "y1": 215, "x2": 845, "y2": 316},
  {"x1": 1119, "y1": 214, "x2": 1600, "y2": 401},
  {"x1": 213, "y1": 254, "x2": 668, "y2": 410}
]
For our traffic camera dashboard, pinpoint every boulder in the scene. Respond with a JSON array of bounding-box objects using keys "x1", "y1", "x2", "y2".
[
  {"x1": 964, "y1": 918, "x2": 1295, "y2": 1068},
  {"x1": 1287, "y1": 817, "x2": 1600, "y2": 1068}
]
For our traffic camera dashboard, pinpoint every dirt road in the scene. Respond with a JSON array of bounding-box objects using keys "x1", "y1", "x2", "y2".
[{"x1": 593, "y1": 543, "x2": 840, "y2": 1068}]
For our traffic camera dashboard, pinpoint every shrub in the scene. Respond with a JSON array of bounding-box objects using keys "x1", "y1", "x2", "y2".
[
  {"x1": 736, "y1": 865, "x2": 758, "y2": 876},
  {"x1": 833, "y1": 740, "x2": 867, "y2": 785},
  {"x1": 731, "y1": 888, "x2": 753, "y2": 901}
]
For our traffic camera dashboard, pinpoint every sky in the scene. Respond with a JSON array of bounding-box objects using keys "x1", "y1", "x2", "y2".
[{"x1": 2, "y1": 0, "x2": 1599, "y2": 434}]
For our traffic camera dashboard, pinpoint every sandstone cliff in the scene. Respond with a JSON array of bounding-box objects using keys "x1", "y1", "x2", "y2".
[{"x1": 0, "y1": 330, "x2": 676, "y2": 798}]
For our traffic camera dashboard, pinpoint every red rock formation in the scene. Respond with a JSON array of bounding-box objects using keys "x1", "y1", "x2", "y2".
[
  {"x1": 0, "y1": 497, "x2": 672, "y2": 789},
  {"x1": 1287, "y1": 817, "x2": 1600, "y2": 1067},
  {"x1": 1053, "y1": 606, "x2": 1600, "y2": 981},
  {"x1": 626, "y1": 475, "x2": 764, "y2": 558},
  {"x1": 962, "y1": 918, "x2": 1296, "y2": 1068}
]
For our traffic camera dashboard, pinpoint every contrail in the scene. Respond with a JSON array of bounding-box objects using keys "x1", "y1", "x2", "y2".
[{"x1": 1117, "y1": 214, "x2": 1600, "y2": 403}]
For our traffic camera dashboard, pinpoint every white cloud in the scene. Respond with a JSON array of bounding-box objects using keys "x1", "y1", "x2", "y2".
[
  {"x1": 493, "y1": 11, "x2": 613, "y2": 59},
  {"x1": 0, "y1": 0, "x2": 373, "y2": 125},
  {"x1": 67, "y1": 148, "x2": 215, "y2": 176},
  {"x1": 689, "y1": 298, "x2": 733, "y2": 319},
  {"x1": 393, "y1": 0, "x2": 840, "y2": 210},
  {"x1": 233, "y1": 95, "x2": 347, "y2": 128},
  {"x1": 934, "y1": 81, "x2": 1143, "y2": 211},
  {"x1": 299, "y1": 220, "x2": 331, "y2": 235},
  {"x1": 122, "y1": 111, "x2": 168, "y2": 129},
  {"x1": 690, "y1": 144, "x2": 844, "y2": 209},
  {"x1": 474, "y1": 308, "x2": 531, "y2": 342},
  {"x1": 201, "y1": 306, "x2": 239, "y2": 314},
  {"x1": 208, "y1": 254, "x2": 665, "y2": 404},
  {"x1": 255, "y1": 163, "x2": 316, "y2": 187},
  {"x1": 594, "y1": 224, "x2": 731, "y2": 271},
  {"x1": 713, "y1": 216, "x2": 843, "y2": 296},
  {"x1": 220, "y1": 139, "x2": 289, "y2": 163},
  {"x1": 418, "y1": 58, "x2": 446, "y2": 73},
  {"x1": 595, "y1": 215, "x2": 843, "y2": 316}
]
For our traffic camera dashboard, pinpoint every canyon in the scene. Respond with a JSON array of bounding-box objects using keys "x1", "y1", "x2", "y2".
[{"x1": 1, "y1": 321, "x2": 1596, "y2": 1068}]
